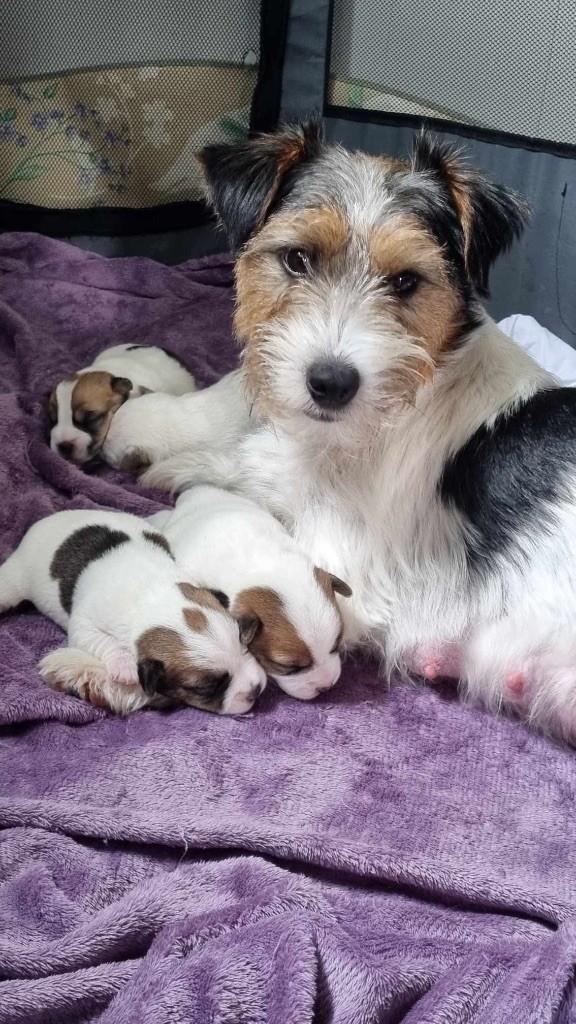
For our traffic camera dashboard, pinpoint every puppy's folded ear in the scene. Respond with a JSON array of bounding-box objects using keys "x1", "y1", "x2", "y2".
[
  {"x1": 111, "y1": 376, "x2": 133, "y2": 400},
  {"x1": 326, "y1": 572, "x2": 352, "y2": 598},
  {"x1": 238, "y1": 614, "x2": 262, "y2": 647},
  {"x1": 411, "y1": 130, "x2": 529, "y2": 297},
  {"x1": 208, "y1": 589, "x2": 230, "y2": 609},
  {"x1": 138, "y1": 658, "x2": 167, "y2": 696},
  {"x1": 198, "y1": 117, "x2": 324, "y2": 251},
  {"x1": 315, "y1": 566, "x2": 353, "y2": 599}
]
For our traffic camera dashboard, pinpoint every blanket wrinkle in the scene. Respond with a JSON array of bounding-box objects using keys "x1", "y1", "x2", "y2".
[{"x1": 0, "y1": 233, "x2": 575, "y2": 1023}]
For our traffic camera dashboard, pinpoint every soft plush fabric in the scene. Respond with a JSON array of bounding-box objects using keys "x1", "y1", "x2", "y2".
[
  {"x1": 499, "y1": 313, "x2": 576, "y2": 385},
  {"x1": 0, "y1": 233, "x2": 575, "y2": 1024}
]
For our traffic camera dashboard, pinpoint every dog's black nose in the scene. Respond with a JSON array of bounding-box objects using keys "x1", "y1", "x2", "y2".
[
  {"x1": 57, "y1": 441, "x2": 74, "y2": 459},
  {"x1": 306, "y1": 361, "x2": 360, "y2": 410}
]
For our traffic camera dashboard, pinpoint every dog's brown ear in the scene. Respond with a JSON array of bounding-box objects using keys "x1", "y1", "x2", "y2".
[
  {"x1": 111, "y1": 376, "x2": 132, "y2": 400},
  {"x1": 411, "y1": 131, "x2": 529, "y2": 297},
  {"x1": 198, "y1": 118, "x2": 324, "y2": 252},
  {"x1": 238, "y1": 614, "x2": 262, "y2": 647}
]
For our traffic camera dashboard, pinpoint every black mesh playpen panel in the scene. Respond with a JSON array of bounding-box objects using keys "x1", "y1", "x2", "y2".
[
  {"x1": 327, "y1": 0, "x2": 576, "y2": 147},
  {"x1": 0, "y1": 1, "x2": 260, "y2": 217}
]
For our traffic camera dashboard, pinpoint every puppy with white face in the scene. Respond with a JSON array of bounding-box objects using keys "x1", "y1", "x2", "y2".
[
  {"x1": 149, "y1": 486, "x2": 351, "y2": 700},
  {"x1": 0, "y1": 509, "x2": 265, "y2": 715},
  {"x1": 47, "y1": 344, "x2": 196, "y2": 465}
]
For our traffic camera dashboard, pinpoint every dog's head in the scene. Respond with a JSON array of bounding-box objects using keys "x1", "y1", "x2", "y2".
[
  {"x1": 47, "y1": 371, "x2": 132, "y2": 463},
  {"x1": 136, "y1": 582, "x2": 266, "y2": 715},
  {"x1": 200, "y1": 121, "x2": 528, "y2": 440},
  {"x1": 230, "y1": 563, "x2": 351, "y2": 701}
]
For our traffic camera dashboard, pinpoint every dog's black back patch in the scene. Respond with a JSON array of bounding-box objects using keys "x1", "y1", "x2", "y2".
[
  {"x1": 440, "y1": 387, "x2": 576, "y2": 570},
  {"x1": 50, "y1": 524, "x2": 130, "y2": 613},
  {"x1": 143, "y1": 531, "x2": 174, "y2": 558}
]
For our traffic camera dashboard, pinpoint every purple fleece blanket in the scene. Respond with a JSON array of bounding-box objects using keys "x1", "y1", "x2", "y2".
[{"x1": 0, "y1": 233, "x2": 575, "y2": 1024}]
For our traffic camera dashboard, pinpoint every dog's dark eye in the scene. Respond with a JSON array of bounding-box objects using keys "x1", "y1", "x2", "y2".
[
  {"x1": 282, "y1": 248, "x2": 311, "y2": 277},
  {"x1": 390, "y1": 271, "x2": 420, "y2": 297}
]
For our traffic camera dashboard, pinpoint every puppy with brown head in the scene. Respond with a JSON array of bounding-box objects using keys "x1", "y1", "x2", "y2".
[
  {"x1": 47, "y1": 343, "x2": 196, "y2": 464},
  {"x1": 0, "y1": 508, "x2": 265, "y2": 715},
  {"x1": 149, "y1": 486, "x2": 352, "y2": 701}
]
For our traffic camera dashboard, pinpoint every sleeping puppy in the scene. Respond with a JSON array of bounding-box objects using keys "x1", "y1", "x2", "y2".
[
  {"x1": 149, "y1": 486, "x2": 352, "y2": 700},
  {"x1": 47, "y1": 343, "x2": 196, "y2": 465},
  {"x1": 0, "y1": 509, "x2": 266, "y2": 715}
]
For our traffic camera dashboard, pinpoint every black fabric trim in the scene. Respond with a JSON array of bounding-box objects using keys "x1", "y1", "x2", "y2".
[
  {"x1": 249, "y1": 0, "x2": 291, "y2": 134},
  {"x1": 0, "y1": 198, "x2": 213, "y2": 238},
  {"x1": 325, "y1": 104, "x2": 576, "y2": 160},
  {"x1": 322, "y1": 0, "x2": 335, "y2": 112}
]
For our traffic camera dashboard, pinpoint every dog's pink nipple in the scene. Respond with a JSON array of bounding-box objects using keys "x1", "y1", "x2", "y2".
[{"x1": 506, "y1": 671, "x2": 525, "y2": 697}]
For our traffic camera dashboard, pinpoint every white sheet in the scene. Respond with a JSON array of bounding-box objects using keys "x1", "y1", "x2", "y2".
[{"x1": 498, "y1": 314, "x2": 576, "y2": 386}]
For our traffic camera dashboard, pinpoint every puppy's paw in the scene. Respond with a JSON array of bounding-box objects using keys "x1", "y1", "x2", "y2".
[
  {"x1": 105, "y1": 650, "x2": 139, "y2": 686},
  {"x1": 119, "y1": 447, "x2": 152, "y2": 474},
  {"x1": 39, "y1": 648, "x2": 109, "y2": 707}
]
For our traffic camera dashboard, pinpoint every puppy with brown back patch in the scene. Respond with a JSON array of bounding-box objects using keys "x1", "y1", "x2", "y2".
[
  {"x1": 0, "y1": 509, "x2": 265, "y2": 715},
  {"x1": 48, "y1": 343, "x2": 196, "y2": 465},
  {"x1": 149, "y1": 485, "x2": 351, "y2": 700}
]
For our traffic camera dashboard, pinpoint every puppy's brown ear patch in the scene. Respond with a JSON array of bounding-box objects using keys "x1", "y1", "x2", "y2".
[
  {"x1": 314, "y1": 567, "x2": 353, "y2": 600},
  {"x1": 111, "y1": 376, "x2": 132, "y2": 399},
  {"x1": 238, "y1": 614, "x2": 262, "y2": 647},
  {"x1": 178, "y1": 582, "x2": 225, "y2": 612}
]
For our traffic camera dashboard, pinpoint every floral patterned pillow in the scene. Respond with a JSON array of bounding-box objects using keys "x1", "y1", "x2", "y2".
[{"x1": 0, "y1": 62, "x2": 255, "y2": 209}]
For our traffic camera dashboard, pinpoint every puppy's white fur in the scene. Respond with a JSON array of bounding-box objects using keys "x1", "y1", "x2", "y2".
[
  {"x1": 0, "y1": 509, "x2": 265, "y2": 715},
  {"x1": 149, "y1": 486, "x2": 347, "y2": 699},
  {"x1": 50, "y1": 344, "x2": 196, "y2": 462},
  {"x1": 103, "y1": 369, "x2": 252, "y2": 469}
]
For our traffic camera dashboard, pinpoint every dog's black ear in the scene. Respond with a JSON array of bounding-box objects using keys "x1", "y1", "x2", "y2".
[
  {"x1": 209, "y1": 589, "x2": 230, "y2": 610},
  {"x1": 138, "y1": 658, "x2": 167, "y2": 696},
  {"x1": 412, "y1": 130, "x2": 530, "y2": 297},
  {"x1": 198, "y1": 117, "x2": 324, "y2": 252},
  {"x1": 238, "y1": 614, "x2": 262, "y2": 647},
  {"x1": 111, "y1": 376, "x2": 132, "y2": 400}
]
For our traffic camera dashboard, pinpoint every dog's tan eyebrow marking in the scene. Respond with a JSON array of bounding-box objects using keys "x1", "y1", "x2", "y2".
[{"x1": 251, "y1": 206, "x2": 349, "y2": 260}]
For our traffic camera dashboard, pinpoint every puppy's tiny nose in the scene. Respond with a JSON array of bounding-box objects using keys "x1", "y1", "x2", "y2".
[
  {"x1": 57, "y1": 441, "x2": 74, "y2": 459},
  {"x1": 306, "y1": 361, "x2": 360, "y2": 410}
]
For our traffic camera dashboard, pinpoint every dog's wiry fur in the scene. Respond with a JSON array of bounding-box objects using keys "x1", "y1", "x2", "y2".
[{"x1": 115, "y1": 121, "x2": 576, "y2": 741}]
